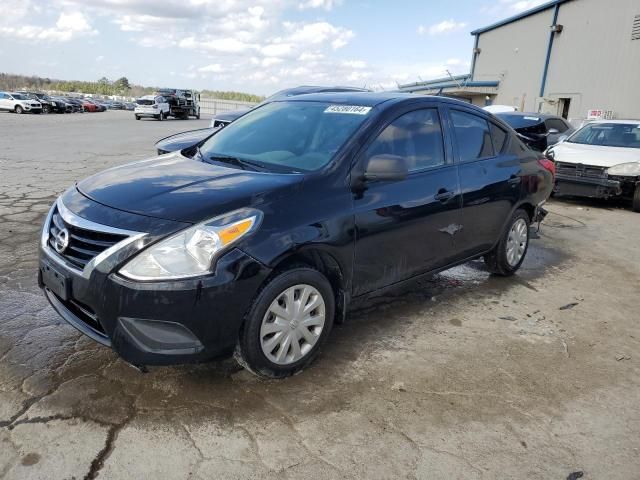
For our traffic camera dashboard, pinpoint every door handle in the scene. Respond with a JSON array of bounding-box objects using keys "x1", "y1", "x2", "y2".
[{"x1": 434, "y1": 189, "x2": 454, "y2": 202}]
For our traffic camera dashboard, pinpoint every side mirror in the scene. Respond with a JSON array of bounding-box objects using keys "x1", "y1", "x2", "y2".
[
  {"x1": 547, "y1": 128, "x2": 560, "y2": 135},
  {"x1": 364, "y1": 154, "x2": 409, "y2": 182}
]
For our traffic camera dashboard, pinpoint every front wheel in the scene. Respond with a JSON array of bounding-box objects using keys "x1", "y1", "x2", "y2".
[
  {"x1": 235, "y1": 268, "x2": 335, "y2": 378},
  {"x1": 195, "y1": 109, "x2": 200, "y2": 119},
  {"x1": 157, "y1": 112, "x2": 163, "y2": 121},
  {"x1": 135, "y1": 115, "x2": 140, "y2": 120},
  {"x1": 15, "y1": 105, "x2": 23, "y2": 114},
  {"x1": 42, "y1": 105, "x2": 51, "y2": 114},
  {"x1": 484, "y1": 209, "x2": 530, "y2": 276},
  {"x1": 632, "y1": 184, "x2": 640, "y2": 213}
]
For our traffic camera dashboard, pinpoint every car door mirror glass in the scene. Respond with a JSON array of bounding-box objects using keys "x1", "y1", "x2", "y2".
[
  {"x1": 364, "y1": 154, "x2": 409, "y2": 182},
  {"x1": 547, "y1": 128, "x2": 560, "y2": 135}
]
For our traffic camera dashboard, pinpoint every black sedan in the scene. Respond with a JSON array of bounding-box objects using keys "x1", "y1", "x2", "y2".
[{"x1": 39, "y1": 93, "x2": 554, "y2": 378}]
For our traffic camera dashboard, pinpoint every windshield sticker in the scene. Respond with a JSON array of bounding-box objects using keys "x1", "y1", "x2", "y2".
[
  {"x1": 324, "y1": 105, "x2": 372, "y2": 115},
  {"x1": 524, "y1": 116, "x2": 540, "y2": 121}
]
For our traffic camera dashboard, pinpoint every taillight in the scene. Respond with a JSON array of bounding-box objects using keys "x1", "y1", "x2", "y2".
[{"x1": 538, "y1": 158, "x2": 556, "y2": 179}]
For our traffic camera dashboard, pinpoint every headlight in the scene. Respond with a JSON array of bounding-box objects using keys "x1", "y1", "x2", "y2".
[
  {"x1": 119, "y1": 208, "x2": 262, "y2": 281},
  {"x1": 607, "y1": 162, "x2": 640, "y2": 176},
  {"x1": 544, "y1": 147, "x2": 555, "y2": 160}
]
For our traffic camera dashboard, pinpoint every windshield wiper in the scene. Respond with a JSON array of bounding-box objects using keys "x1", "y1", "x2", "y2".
[{"x1": 203, "y1": 153, "x2": 267, "y2": 171}]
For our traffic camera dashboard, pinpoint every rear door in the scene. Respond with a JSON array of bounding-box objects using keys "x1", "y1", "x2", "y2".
[
  {"x1": 449, "y1": 108, "x2": 521, "y2": 257},
  {"x1": 352, "y1": 105, "x2": 462, "y2": 295},
  {"x1": 0, "y1": 93, "x2": 8, "y2": 110}
]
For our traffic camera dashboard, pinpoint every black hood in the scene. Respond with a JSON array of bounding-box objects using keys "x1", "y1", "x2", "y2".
[
  {"x1": 77, "y1": 153, "x2": 303, "y2": 223},
  {"x1": 155, "y1": 128, "x2": 215, "y2": 153}
]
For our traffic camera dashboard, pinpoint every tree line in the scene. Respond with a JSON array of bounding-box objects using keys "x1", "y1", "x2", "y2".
[{"x1": 0, "y1": 73, "x2": 264, "y2": 102}]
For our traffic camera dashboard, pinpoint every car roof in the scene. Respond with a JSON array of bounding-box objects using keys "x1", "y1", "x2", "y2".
[
  {"x1": 588, "y1": 119, "x2": 640, "y2": 124},
  {"x1": 277, "y1": 91, "x2": 479, "y2": 110}
]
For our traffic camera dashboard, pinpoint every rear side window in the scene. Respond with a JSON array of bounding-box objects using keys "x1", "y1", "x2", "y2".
[
  {"x1": 490, "y1": 123, "x2": 508, "y2": 153},
  {"x1": 365, "y1": 108, "x2": 445, "y2": 172},
  {"x1": 450, "y1": 110, "x2": 494, "y2": 162},
  {"x1": 545, "y1": 118, "x2": 569, "y2": 132}
]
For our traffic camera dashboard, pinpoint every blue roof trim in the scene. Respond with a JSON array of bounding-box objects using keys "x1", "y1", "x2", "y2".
[
  {"x1": 470, "y1": 0, "x2": 572, "y2": 35},
  {"x1": 400, "y1": 80, "x2": 499, "y2": 93}
]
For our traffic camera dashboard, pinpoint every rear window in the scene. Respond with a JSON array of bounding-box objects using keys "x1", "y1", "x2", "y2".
[{"x1": 136, "y1": 99, "x2": 154, "y2": 105}]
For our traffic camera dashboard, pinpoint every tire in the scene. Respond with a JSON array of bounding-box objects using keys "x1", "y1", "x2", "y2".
[
  {"x1": 484, "y1": 209, "x2": 530, "y2": 276},
  {"x1": 157, "y1": 113, "x2": 163, "y2": 121},
  {"x1": 235, "y1": 268, "x2": 335, "y2": 379},
  {"x1": 42, "y1": 105, "x2": 51, "y2": 114},
  {"x1": 195, "y1": 109, "x2": 200, "y2": 119},
  {"x1": 15, "y1": 105, "x2": 23, "y2": 114},
  {"x1": 633, "y1": 184, "x2": 640, "y2": 213},
  {"x1": 135, "y1": 115, "x2": 140, "y2": 120}
]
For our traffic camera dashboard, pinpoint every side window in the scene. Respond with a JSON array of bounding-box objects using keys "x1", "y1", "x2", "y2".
[
  {"x1": 545, "y1": 118, "x2": 568, "y2": 132},
  {"x1": 365, "y1": 108, "x2": 445, "y2": 172},
  {"x1": 490, "y1": 123, "x2": 508, "y2": 153},
  {"x1": 450, "y1": 110, "x2": 495, "y2": 162},
  {"x1": 0, "y1": 93, "x2": 5, "y2": 99}
]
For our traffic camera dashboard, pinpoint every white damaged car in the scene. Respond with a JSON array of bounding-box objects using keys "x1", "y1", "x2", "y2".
[
  {"x1": 546, "y1": 120, "x2": 640, "y2": 212},
  {"x1": 134, "y1": 95, "x2": 170, "y2": 121}
]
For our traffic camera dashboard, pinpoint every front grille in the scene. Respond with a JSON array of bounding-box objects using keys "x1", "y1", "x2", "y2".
[
  {"x1": 48, "y1": 206, "x2": 128, "y2": 269},
  {"x1": 555, "y1": 162, "x2": 608, "y2": 180}
]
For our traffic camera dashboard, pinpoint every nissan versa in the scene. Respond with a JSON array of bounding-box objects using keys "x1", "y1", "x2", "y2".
[{"x1": 39, "y1": 93, "x2": 554, "y2": 378}]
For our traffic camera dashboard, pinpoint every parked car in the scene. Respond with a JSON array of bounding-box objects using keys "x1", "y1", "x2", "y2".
[
  {"x1": 62, "y1": 97, "x2": 85, "y2": 112},
  {"x1": 124, "y1": 102, "x2": 136, "y2": 111},
  {"x1": 84, "y1": 99, "x2": 106, "y2": 112},
  {"x1": 110, "y1": 101, "x2": 125, "y2": 110},
  {"x1": 546, "y1": 120, "x2": 640, "y2": 211},
  {"x1": 80, "y1": 99, "x2": 99, "y2": 112},
  {"x1": 494, "y1": 112, "x2": 574, "y2": 152},
  {"x1": 17, "y1": 91, "x2": 59, "y2": 113},
  {"x1": 39, "y1": 93, "x2": 554, "y2": 378},
  {"x1": 51, "y1": 97, "x2": 75, "y2": 113},
  {"x1": 155, "y1": 85, "x2": 371, "y2": 155},
  {"x1": 134, "y1": 95, "x2": 170, "y2": 121},
  {"x1": 0, "y1": 91, "x2": 42, "y2": 114}
]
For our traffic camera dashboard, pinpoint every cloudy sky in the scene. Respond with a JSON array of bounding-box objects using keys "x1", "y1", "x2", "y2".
[{"x1": 0, "y1": 0, "x2": 548, "y2": 95}]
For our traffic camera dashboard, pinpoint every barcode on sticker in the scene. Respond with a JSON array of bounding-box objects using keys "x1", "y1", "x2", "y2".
[{"x1": 324, "y1": 105, "x2": 372, "y2": 115}]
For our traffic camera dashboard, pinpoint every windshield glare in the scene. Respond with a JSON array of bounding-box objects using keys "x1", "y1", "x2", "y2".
[
  {"x1": 568, "y1": 123, "x2": 640, "y2": 149},
  {"x1": 199, "y1": 101, "x2": 371, "y2": 172}
]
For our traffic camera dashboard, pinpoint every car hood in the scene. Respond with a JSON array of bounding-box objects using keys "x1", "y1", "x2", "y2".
[
  {"x1": 77, "y1": 153, "x2": 304, "y2": 223},
  {"x1": 551, "y1": 142, "x2": 640, "y2": 167},
  {"x1": 155, "y1": 128, "x2": 216, "y2": 153}
]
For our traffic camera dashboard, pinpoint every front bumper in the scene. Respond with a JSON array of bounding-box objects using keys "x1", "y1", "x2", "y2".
[
  {"x1": 38, "y1": 198, "x2": 271, "y2": 367},
  {"x1": 555, "y1": 174, "x2": 622, "y2": 198}
]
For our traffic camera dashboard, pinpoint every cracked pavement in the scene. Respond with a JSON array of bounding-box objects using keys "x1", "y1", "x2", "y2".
[{"x1": 1, "y1": 110, "x2": 639, "y2": 479}]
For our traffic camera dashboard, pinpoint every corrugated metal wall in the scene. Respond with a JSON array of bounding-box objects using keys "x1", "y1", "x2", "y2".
[{"x1": 473, "y1": 0, "x2": 640, "y2": 121}]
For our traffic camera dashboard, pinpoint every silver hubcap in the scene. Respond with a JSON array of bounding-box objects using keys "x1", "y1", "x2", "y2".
[
  {"x1": 506, "y1": 218, "x2": 528, "y2": 266},
  {"x1": 260, "y1": 284, "x2": 326, "y2": 365}
]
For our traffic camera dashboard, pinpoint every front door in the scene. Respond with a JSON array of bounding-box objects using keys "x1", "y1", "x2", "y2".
[{"x1": 352, "y1": 106, "x2": 462, "y2": 296}]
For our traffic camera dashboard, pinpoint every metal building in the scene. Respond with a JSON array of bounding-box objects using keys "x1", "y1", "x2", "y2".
[{"x1": 400, "y1": 0, "x2": 640, "y2": 122}]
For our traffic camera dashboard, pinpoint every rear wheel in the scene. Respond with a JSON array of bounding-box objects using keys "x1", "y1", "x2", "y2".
[
  {"x1": 632, "y1": 184, "x2": 640, "y2": 213},
  {"x1": 235, "y1": 268, "x2": 335, "y2": 378},
  {"x1": 484, "y1": 209, "x2": 530, "y2": 276},
  {"x1": 157, "y1": 112, "x2": 163, "y2": 121},
  {"x1": 14, "y1": 105, "x2": 23, "y2": 114},
  {"x1": 195, "y1": 108, "x2": 200, "y2": 119},
  {"x1": 135, "y1": 115, "x2": 140, "y2": 120}
]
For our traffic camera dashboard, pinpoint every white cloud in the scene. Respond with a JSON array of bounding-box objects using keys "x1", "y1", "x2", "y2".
[
  {"x1": 420, "y1": 19, "x2": 468, "y2": 36},
  {"x1": 198, "y1": 63, "x2": 223, "y2": 73},
  {"x1": 298, "y1": 0, "x2": 342, "y2": 10},
  {"x1": 0, "y1": 11, "x2": 96, "y2": 42},
  {"x1": 504, "y1": 0, "x2": 549, "y2": 12}
]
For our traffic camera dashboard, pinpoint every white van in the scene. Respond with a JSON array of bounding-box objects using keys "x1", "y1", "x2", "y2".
[{"x1": 134, "y1": 95, "x2": 170, "y2": 121}]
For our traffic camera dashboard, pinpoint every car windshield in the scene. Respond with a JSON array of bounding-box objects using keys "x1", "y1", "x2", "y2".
[
  {"x1": 199, "y1": 101, "x2": 372, "y2": 172},
  {"x1": 12, "y1": 94, "x2": 28, "y2": 100},
  {"x1": 568, "y1": 123, "x2": 640, "y2": 149}
]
